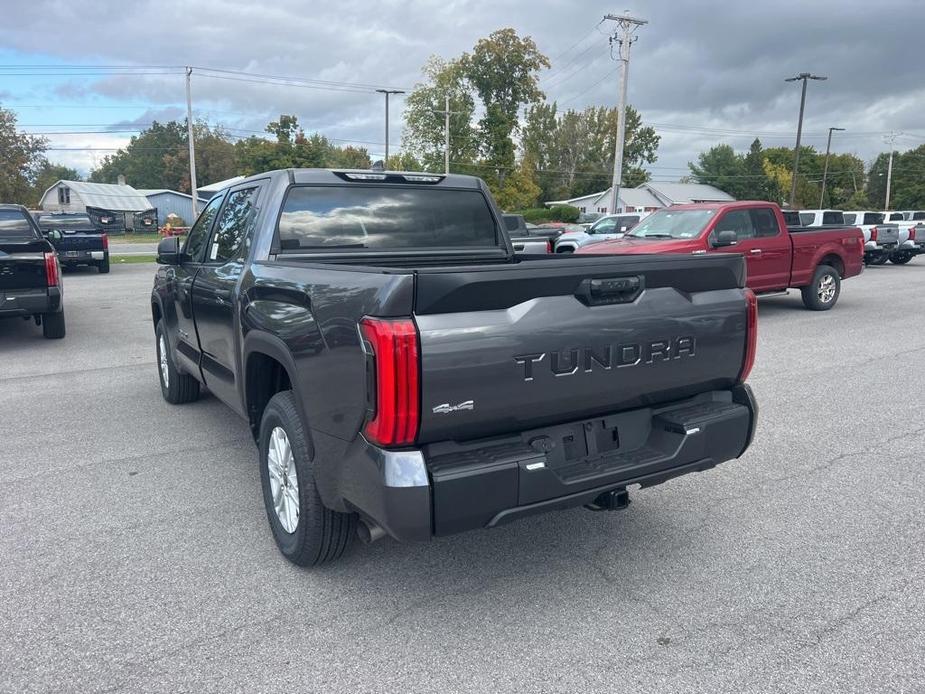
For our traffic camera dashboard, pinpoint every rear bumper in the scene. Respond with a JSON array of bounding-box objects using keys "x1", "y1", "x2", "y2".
[
  {"x1": 58, "y1": 249, "x2": 107, "y2": 265},
  {"x1": 897, "y1": 240, "x2": 925, "y2": 254},
  {"x1": 341, "y1": 385, "x2": 758, "y2": 542},
  {"x1": 0, "y1": 286, "x2": 61, "y2": 317}
]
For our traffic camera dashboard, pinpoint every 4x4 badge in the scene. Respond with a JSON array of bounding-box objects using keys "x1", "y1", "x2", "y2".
[{"x1": 432, "y1": 400, "x2": 474, "y2": 414}]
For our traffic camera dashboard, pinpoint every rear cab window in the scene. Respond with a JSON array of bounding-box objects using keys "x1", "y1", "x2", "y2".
[
  {"x1": 863, "y1": 213, "x2": 884, "y2": 225},
  {"x1": 799, "y1": 213, "x2": 815, "y2": 226},
  {"x1": 822, "y1": 211, "x2": 844, "y2": 225},
  {"x1": 0, "y1": 209, "x2": 40, "y2": 239},
  {"x1": 277, "y1": 185, "x2": 500, "y2": 252},
  {"x1": 844, "y1": 213, "x2": 856, "y2": 225}
]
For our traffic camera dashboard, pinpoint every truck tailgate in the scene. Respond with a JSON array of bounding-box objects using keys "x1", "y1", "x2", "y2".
[
  {"x1": 0, "y1": 240, "x2": 48, "y2": 291},
  {"x1": 413, "y1": 254, "x2": 748, "y2": 444}
]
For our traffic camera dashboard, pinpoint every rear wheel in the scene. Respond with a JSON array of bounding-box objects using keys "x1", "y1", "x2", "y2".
[
  {"x1": 42, "y1": 311, "x2": 66, "y2": 339},
  {"x1": 98, "y1": 258, "x2": 110, "y2": 273},
  {"x1": 869, "y1": 254, "x2": 890, "y2": 266},
  {"x1": 890, "y1": 252, "x2": 914, "y2": 265},
  {"x1": 155, "y1": 320, "x2": 200, "y2": 404},
  {"x1": 801, "y1": 265, "x2": 841, "y2": 311},
  {"x1": 259, "y1": 391, "x2": 356, "y2": 567}
]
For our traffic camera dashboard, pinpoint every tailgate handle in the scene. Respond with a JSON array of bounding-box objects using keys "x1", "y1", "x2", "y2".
[{"x1": 576, "y1": 276, "x2": 644, "y2": 306}]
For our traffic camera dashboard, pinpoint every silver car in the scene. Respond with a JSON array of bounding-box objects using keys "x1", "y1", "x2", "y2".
[{"x1": 553, "y1": 213, "x2": 644, "y2": 253}]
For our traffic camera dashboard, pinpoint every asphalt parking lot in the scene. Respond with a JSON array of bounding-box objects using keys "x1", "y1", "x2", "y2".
[{"x1": 1, "y1": 262, "x2": 923, "y2": 693}]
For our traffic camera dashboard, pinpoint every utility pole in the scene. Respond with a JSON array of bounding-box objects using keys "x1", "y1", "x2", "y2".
[
  {"x1": 185, "y1": 66, "x2": 199, "y2": 217},
  {"x1": 375, "y1": 89, "x2": 404, "y2": 168},
  {"x1": 785, "y1": 72, "x2": 827, "y2": 207},
  {"x1": 884, "y1": 131, "x2": 900, "y2": 210},
  {"x1": 433, "y1": 95, "x2": 464, "y2": 174},
  {"x1": 819, "y1": 126, "x2": 845, "y2": 208},
  {"x1": 604, "y1": 11, "x2": 647, "y2": 215}
]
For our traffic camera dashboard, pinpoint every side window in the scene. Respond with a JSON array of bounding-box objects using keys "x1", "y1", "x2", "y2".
[
  {"x1": 822, "y1": 211, "x2": 844, "y2": 225},
  {"x1": 751, "y1": 208, "x2": 779, "y2": 237},
  {"x1": 799, "y1": 213, "x2": 815, "y2": 226},
  {"x1": 183, "y1": 195, "x2": 224, "y2": 262},
  {"x1": 714, "y1": 210, "x2": 755, "y2": 241},
  {"x1": 843, "y1": 213, "x2": 857, "y2": 225},
  {"x1": 207, "y1": 187, "x2": 260, "y2": 263},
  {"x1": 592, "y1": 219, "x2": 616, "y2": 234}
]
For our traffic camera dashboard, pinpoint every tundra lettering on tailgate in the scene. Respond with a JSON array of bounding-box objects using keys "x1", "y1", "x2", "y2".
[{"x1": 513, "y1": 336, "x2": 696, "y2": 381}]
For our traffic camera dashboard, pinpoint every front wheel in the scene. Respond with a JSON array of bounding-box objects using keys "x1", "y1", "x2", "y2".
[
  {"x1": 890, "y1": 252, "x2": 914, "y2": 265},
  {"x1": 259, "y1": 391, "x2": 356, "y2": 567},
  {"x1": 155, "y1": 320, "x2": 200, "y2": 404},
  {"x1": 801, "y1": 265, "x2": 841, "y2": 311}
]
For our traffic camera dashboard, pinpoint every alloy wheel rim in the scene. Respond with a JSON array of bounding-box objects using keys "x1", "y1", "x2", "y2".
[
  {"x1": 158, "y1": 335, "x2": 169, "y2": 388},
  {"x1": 817, "y1": 275, "x2": 836, "y2": 303},
  {"x1": 267, "y1": 426, "x2": 300, "y2": 533}
]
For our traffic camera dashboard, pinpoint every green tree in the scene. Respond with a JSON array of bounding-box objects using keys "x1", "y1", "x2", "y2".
[
  {"x1": 494, "y1": 154, "x2": 542, "y2": 210},
  {"x1": 90, "y1": 121, "x2": 187, "y2": 188},
  {"x1": 30, "y1": 162, "x2": 80, "y2": 207},
  {"x1": 0, "y1": 106, "x2": 47, "y2": 204},
  {"x1": 689, "y1": 144, "x2": 748, "y2": 199},
  {"x1": 460, "y1": 28, "x2": 550, "y2": 184},
  {"x1": 161, "y1": 123, "x2": 236, "y2": 192},
  {"x1": 402, "y1": 57, "x2": 477, "y2": 173},
  {"x1": 522, "y1": 103, "x2": 658, "y2": 202},
  {"x1": 867, "y1": 146, "x2": 925, "y2": 209},
  {"x1": 327, "y1": 145, "x2": 372, "y2": 169}
]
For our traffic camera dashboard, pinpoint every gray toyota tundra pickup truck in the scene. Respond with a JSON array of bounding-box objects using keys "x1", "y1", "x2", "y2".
[{"x1": 151, "y1": 168, "x2": 759, "y2": 567}]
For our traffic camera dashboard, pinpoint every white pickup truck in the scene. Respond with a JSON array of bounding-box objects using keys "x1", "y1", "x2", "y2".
[
  {"x1": 882, "y1": 211, "x2": 925, "y2": 264},
  {"x1": 836, "y1": 210, "x2": 899, "y2": 265}
]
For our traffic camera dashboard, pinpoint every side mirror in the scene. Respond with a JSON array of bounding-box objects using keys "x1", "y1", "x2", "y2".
[
  {"x1": 712, "y1": 230, "x2": 738, "y2": 248},
  {"x1": 45, "y1": 229, "x2": 62, "y2": 242},
  {"x1": 156, "y1": 236, "x2": 183, "y2": 265}
]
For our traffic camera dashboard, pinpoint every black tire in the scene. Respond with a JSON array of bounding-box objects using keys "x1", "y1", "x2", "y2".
[
  {"x1": 155, "y1": 320, "x2": 200, "y2": 404},
  {"x1": 98, "y1": 258, "x2": 110, "y2": 273},
  {"x1": 801, "y1": 265, "x2": 841, "y2": 311},
  {"x1": 258, "y1": 391, "x2": 356, "y2": 567},
  {"x1": 890, "y1": 252, "x2": 914, "y2": 265},
  {"x1": 869, "y1": 254, "x2": 890, "y2": 266},
  {"x1": 42, "y1": 311, "x2": 66, "y2": 339}
]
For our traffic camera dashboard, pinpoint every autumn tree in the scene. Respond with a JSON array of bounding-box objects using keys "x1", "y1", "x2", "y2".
[
  {"x1": 0, "y1": 106, "x2": 48, "y2": 204},
  {"x1": 459, "y1": 28, "x2": 550, "y2": 183},
  {"x1": 401, "y1": 57, "x2": 477, "y2": 172}
]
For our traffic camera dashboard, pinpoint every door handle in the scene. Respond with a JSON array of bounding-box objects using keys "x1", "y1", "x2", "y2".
[{"x1": 749, "y1": 249, "x2": 762, "y2": 255}]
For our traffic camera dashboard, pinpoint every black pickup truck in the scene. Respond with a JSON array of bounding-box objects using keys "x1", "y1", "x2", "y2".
[
  {"x1": 152, "y1": 169, "x2": 758, "y2": 566},
  {"x1": 33, "y1": 212, "x2": 110, "y2": 273},
  {"x1": 0, "y1": 204, "x2": 65, "y2": 338}
]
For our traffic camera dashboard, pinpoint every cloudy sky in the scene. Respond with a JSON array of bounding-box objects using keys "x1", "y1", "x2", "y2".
[{"x1": 1, "y1": 0, "x2": 923, "y2": 184}]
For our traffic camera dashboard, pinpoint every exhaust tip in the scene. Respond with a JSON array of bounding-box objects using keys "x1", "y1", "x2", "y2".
[{"x1": 357, "y1": 519, "x2": 386, "y2": 544}]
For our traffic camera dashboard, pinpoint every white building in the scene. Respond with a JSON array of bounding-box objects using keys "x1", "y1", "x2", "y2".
[
  {"x1": 38, "y1": 180, "x2": 156, "y2": 231},
  {"x1": 545, "y1": 182, "x2": 733, "y2": 215}
]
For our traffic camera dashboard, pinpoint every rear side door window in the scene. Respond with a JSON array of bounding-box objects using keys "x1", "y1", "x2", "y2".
[
  {"x1": 822, "y1": 211, "x2": 844, "y2": 225},
  {"x1": 714, "y1": 209, "x2": 755, "y2": 241},
  {"x1": 844, "y1": 213, "x2": 857, "y2": 225},
  {"x1": 206, "y1": 187, "x2": 260, "y2": 263},
  {"x1": 184, "y1": 195, "x2": 225, "y2": 262},
  {"x1": 750, "y1": 208, "x2": 779, "y2": 237}
]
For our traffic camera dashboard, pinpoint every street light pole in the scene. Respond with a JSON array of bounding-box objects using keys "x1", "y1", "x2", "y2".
[
  {"x1": 785, "y1": 72, "x2": 827, "y2": 207},
  {"x1": 883, "y1": 131, "x2": 900, "y2": 210},
  {"x1": 185, "y1": 66, "x2": 199, "y2": 217},
  {"x1": 819, "y1": 126, "x2": 845, "y2": 208},
  {"x1": 375, "y1": 89, "x2": 405, "y2": 168}
]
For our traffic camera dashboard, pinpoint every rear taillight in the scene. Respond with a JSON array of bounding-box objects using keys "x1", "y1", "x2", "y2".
[
  {"x1": 44, "y1": 252, "x2": 59, "y2": 287},
  {"x1": 909, "y1": 226, "x2": 917, "y2": 241},
  {"x1": 546, "y1": 239, "x2": 553, "y2": 254},
  {"x1": 102, "y1": 233, "x2": 109, "y2": 250},
  {"x1": 738, "y1": 289, "x2": 758, "y2": 383},
  {"x1": 359, "y1": 317, "x2": 419, "y2": 447},
  {"x1": 870, "y1": 226, "x2": 878, "y2": 242}
]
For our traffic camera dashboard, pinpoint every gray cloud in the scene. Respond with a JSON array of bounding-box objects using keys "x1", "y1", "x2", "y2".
[{"x1": 2, "y1": 0, "x2": 922, "y2": 175}]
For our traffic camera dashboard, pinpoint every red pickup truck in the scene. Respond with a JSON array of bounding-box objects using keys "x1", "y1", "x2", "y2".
[{"x1": 577, "y1": 201, "x2": 864, "y2": 310}]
